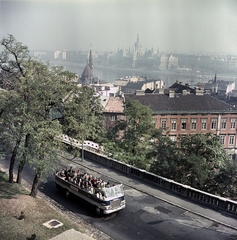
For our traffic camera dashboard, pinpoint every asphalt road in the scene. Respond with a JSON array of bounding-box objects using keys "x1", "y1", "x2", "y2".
[{"x1": 1, "y1": 155, "x2": 237, "y2": 240}]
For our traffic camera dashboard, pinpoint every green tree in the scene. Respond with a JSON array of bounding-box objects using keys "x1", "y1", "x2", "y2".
[
  {"x1": 150, "y1": 132, "x2": 233, "y2": 193},
  {"x1": 0, "y1": 35, "x2": 35, "y2": 183},
  {"x1": 214, "y1": 157, "x2": 237, "y2": 200},
  {"x1": 60, "y1": 85, "x2": 105, "y2": 157},
  {"x1": 104, "y1": 98, "x2": 156, "y2": 170},
  {"x1": 149, "y1": 128, "x2": 177, "y2": 179},
  {"x1": 0, "y1": 35, "x2": 105, "y2": 197}
]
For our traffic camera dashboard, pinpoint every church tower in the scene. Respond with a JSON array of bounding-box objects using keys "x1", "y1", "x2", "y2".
[{"x1": 80, "y1": 44, "x2": 94, "y2": 85}]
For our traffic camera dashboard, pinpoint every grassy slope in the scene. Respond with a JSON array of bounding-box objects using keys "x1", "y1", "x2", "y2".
[{"x1": 0, "y1": 170, "x2": 84, "y2": 240}]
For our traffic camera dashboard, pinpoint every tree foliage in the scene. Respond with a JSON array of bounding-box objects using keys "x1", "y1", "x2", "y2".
[
  {"x1": 104, "y1": 98, "x2": 156, "y2": 170},
  {"x1": 0, "y1": 35, "x2": 105, "y2": 197},
  {"x1": 150, "y1": 132, "x2": 237, "y2": 199}
]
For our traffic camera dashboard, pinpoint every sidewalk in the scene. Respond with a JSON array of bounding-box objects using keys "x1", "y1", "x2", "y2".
[
  {"x1": 62, "y1": 152, "x2": 237, "y2": 231},
  {"x1": 49, "y1": 229, "x2": 95, "y2": 240}
]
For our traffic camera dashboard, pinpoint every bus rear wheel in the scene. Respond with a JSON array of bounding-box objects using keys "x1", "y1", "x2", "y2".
[{"x1": 65, "y1": 190, "x2": 70, "y2": 198}]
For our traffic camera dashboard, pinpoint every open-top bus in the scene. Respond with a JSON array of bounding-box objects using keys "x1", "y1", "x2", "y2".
[{"x1": 55, "y1": 171, "x2": 125, "y2": 215}]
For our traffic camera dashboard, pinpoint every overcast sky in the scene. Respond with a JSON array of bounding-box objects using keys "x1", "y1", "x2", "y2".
[{"x1": 1, "y1": 0, "x2": 237, "y2": 54}]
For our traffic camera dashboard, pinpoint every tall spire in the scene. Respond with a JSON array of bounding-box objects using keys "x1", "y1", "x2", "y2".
[
  {"x1": 213, "y1": 73, "x2": 217, "y2": 84},
  {"x1": 89, "y1": 43, "x2": 93, "y2": 74}
]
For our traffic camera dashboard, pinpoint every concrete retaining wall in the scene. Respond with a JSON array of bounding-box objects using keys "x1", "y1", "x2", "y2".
[
  {"x1": 83, "y1": 148, "x2": 237, "y2": 216},
  {"x1": 61, "y1": 134, "x2": 237, "y2": 215}
]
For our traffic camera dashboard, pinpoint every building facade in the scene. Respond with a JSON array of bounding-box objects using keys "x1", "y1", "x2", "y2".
[
  {"x1": 103, "y1": 97, "x2": 125, "y2": 130},
  {"x1": 125, "y1": 89, "x2": 237, "y2": 157}
]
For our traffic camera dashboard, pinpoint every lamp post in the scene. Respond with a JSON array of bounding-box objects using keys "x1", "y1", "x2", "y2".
[
  {"x1": 82, "y1": 114, "x2": 84, "y2": 162},
  {"x1": 82, "y1": 139, "x2": 84, "y2": 162}
]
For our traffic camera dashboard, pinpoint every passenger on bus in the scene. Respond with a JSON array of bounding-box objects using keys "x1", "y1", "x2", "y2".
[
  {"x1": 73, "y1": 169, "x2": 78, "y2": 178},
  {"x1": 60, "y1": 169, "x2": 65, "y2": 178},
  {"x1": 101, "y1": 191, "x2": 106, "y2": 200},
  {"x1": 97, "y1": 181, "x2": 101, "y2": 189},
  {"x1": 89, "y1": 184, "x2": 94, "y2": 194},
  {"x1": 68, "y1": 169, "x2": 74, "y2": 178},
  {"x1": 92, "y1": 177, "x2": 97, "y2": 187},
  {"x1": 85, "y1": 180, "x2": 89, "y2": 187},
  {"x1": 73, "y1": 178, "x2": 77, "y2": 185},
  {"x1": 77, "y1": 178, "x2": 82, "y2": 187},
  {"x1": 101, "y1": 180, "x2": 106, "y2": 188},
  {"x1": 67, "y1": 176, "x2": 73, "y2": 182},
  {"x1": 95, "y1": 190, "x2": 100, "y2": 198},
  {"x1": 77, "y1": 170, "x2": 81, "y2": 178}
]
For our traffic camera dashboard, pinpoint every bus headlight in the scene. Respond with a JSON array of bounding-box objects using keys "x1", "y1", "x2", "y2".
[{"x1": 120, "y1": 200, "x2": 125, "y2": 206}]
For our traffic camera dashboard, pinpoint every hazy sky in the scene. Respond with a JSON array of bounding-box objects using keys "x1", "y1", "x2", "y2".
[{"x1": 1, "y1": 0, "x2": 237, "y2": 54}]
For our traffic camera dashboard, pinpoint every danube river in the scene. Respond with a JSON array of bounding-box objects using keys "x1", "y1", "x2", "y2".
[{"x1": 51, "y1": 61, "x2": 237, "y2": 89}]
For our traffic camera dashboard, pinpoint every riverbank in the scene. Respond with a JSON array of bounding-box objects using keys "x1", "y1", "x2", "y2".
[{"x1": 50, "y1": 60, "x2": 237, "y2": 88}]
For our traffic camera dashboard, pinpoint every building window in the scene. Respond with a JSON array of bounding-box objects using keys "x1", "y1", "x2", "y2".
[
  {"x1": 231, "y1": 118, "x2": 236, "y2": 129},
  {"x1": 152, "y1": 118, "x2": 157, "y2": 128},
  {"x1": 201, "y1": 122, "x2": 207, "y2": 130},
  {"x1": 170, "y1": 135, "x2": 176, "y2": 141},
  {"x1": 211, "y1": 118, "x2": 217, "y2": 129},
  {"x1": 220, "y1": 135, "x2": 226, "y2": 145},
  {"x1": 181, "y1": 119, "x2": 187, "y2": 130},
  {"x1": 161, "y1": 119, "x2": 167, "y2": 129},
  {"x1": 171, "y1": 119, "x2": 177, "y2": 130},
  {"x1": 201, "y1": 118, "x2": 207, "y2": 130},
  {"x1": 229, "y1": 135, "x2": 235, "y2": 145},
  {"x1": 221, "y1": 118, "x2": 227, "y2": 129},
  {"x1": 191, "y1": 119, "x2": 197, "y2": 130},
  {"x1": 110, "y1": 115, "x2": 117, "y2": 121}
]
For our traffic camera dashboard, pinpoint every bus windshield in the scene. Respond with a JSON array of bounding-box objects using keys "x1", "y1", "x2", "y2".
[
  {"x1": 103, "y1": 185, "x2": 124, "y2": 199},
  {"x1": 114, "y1": 185, "x2": 124, "y2": 197},
  {"x1": 103, "y1": 188, "x2": 115, "y2": 199}
]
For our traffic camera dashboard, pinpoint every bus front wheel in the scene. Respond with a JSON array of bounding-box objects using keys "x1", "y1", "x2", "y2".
[{"x1": 95, "y1": 206, "x2": 103, "y2": 216}]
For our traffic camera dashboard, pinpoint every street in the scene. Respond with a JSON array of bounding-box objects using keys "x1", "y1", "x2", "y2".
[{"x1": 1, "y1": 154, "x2": 237, "y2": 240}]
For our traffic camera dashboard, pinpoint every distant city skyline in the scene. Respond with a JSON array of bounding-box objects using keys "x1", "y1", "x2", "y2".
[{"x1": 1, "y1": 0, "x2": 237, "y2": 55}]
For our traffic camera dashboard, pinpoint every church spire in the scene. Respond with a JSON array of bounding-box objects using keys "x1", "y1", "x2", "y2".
[
  {"x1": 213, "y1": 73, "x2": 217, "y2": 84},
  {"x1": 89, "y1": 43, "x2": 93, "y2": 74}
]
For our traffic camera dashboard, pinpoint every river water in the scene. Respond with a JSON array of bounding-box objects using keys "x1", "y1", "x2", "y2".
[{"x1": 51, "y1": 61, "x2": 237, "y2": 89}]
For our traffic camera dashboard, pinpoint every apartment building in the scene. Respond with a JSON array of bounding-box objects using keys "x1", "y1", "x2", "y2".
[{"x1": 125, "y1": 88, "x2": 237, "y2": 156}]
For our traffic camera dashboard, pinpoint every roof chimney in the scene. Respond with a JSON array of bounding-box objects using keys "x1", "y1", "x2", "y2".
[
  {"x1": 182, "y1": 89, "x2": 190, "y2": 95},
  {"x1": 195, "y1": 87, "x2": 204, "y2": 95},
  {"x1": 158, "y1": 88, "x2": 164, "y2": 94},
  {"x1": 135, "y1": 90, "x2": 145, "y2": 95},
  {"x1": 169, "y1": 89, "x2": 175, "y2": 98}
]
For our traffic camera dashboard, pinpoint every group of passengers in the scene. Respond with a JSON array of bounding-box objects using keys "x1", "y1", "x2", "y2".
[{"x1": 56, "y1": 166, "x2": 110, "y2": 194}]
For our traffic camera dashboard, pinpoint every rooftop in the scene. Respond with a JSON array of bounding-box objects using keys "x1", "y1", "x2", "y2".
[{"x1": 125, "y1": 93, "x2": 237, "y2": 114}]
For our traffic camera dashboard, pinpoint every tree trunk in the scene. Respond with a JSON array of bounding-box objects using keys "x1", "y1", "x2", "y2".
[
  {"x1": 30, "y1": 172, "x2": 41, "y2": 198},
  {"x1": 16, "y1": 163, "x2": 24, "y2": 184},
  {"x1": 16, "y1": 134, "x2": 30, "y2": 184},
  {"x1": 9, "y1": 139, "x2": 21, "y2": 183}
]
